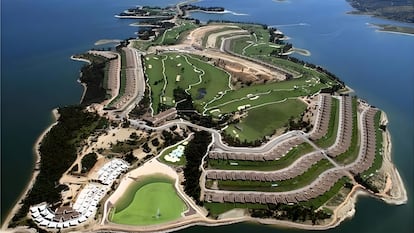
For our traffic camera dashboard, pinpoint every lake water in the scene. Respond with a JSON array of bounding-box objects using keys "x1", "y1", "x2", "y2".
[{"x1": 1, "y1": 0, "x2": 413, "y2": 232}]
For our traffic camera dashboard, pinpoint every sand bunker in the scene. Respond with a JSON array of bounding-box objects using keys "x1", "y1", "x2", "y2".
[{"x1": 237, "y1": 104, "x2": 251, "y2": 111}]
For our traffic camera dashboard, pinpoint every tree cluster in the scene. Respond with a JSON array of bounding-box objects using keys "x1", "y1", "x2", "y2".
[
  {"x1": 10, "y1": 106, "x2": 107, "y2": 225},
  {"x1": 250, "y1": 203, "x2": 331, "y2": 225},
  {"x1": 79, "y1": 55, "x2": 112, "y2": 106},
  {"x1": 81, "y1": 152, "x2": 98, "y2": 174},
  {"x1": 173, "y1": 87, "x2": 221, "y2": 129},
  {"x1": 180, "y1": 4, "x2": 225, "y2": 13},
  {"x1": 354, "y1": 174, "x2": 379, "y2": 193},
  {"x1": 287, "y1": 116, "x2": 311, "y2": 132},
  {"x1": 221, "y1": 132, "x2": 263, "y2": 147},
  {"x1": 123, "y1": 152, "x2": 138, "y2": 164},
  {"x1": 182, "y1": 131, "x2": 211, "y2": 205},
  {"x1": 161, "y1": 129, "x2": 183, "y2": 147}
]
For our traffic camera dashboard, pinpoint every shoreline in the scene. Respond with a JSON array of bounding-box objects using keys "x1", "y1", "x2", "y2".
[
  {"x1": 375, "y1": 29, "x2": 414, "y2": 37},
  {"x1": 366, "y1": 23, "x2": 414, "y2": 36},
  {"x1": 375, "y1": 111, "x2": 408, "y2": 204},
  {"x1": 71, "y1": 55, "x2": 91, "y2": 104},
  {"x1": 94, "y1": 39, "x2": 122, "y2": 46},
  {"x1": 1, "y1": 109, "x2": 60, "y2": 231},
  {"x1": 70, "y1": 55, "x2": 91, "y2": 65},
  {"x1": 184, "y1": 9, "x2": 248, "y2": 18},
  {"x1": 94, "y1": 189, "x2": 366, "y2": 233},
  {"x1": 3, "y1": 2, "x2": 409, "y2": 231}
]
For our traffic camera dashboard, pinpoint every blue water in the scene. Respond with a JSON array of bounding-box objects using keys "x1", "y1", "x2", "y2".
[
  {"x1": 1, "y1": 0, "x2": 413, "y2": 232},
  {"x1": 1, "y1": 0, "x2": 180, "y2": 221}
]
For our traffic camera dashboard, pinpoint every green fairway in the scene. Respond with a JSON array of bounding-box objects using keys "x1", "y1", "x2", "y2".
[
  {"x1": 205, "y1": 77, "x2": 325, "y2": 116},
  {"x1": 144, "y1": 55, "x2": 165, "y2": 113},
  {"x1": 223, "y1": 99, "x2": 306, "y2": 142},
  {"x1": 154, "y1": 22, "x2": 198, "y2": 45},
  {"x1": 111, "y1": 176, "x2": 186, "y2": 226},
  {"x1": 144, "y1": 53, "x2": 231, "y2": 114},
  {"x1": 201, "y1": 26, "x2": 242, "y2": 47}
]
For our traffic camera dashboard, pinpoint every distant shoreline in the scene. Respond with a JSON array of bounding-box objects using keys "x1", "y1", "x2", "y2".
[
  {"x1": 114, "y1": 15, "x2": 172, "y2": 19},
  {"x1": 366, "y1": 23, "x2": 414, "y2": 36}
]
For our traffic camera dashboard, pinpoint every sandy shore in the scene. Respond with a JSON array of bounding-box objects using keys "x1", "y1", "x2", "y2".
[
  {"x1": 70, "y1": 55, "x2": 91, "y2": 65},
  {"x1": 1, "y1": 109, "x2": 60, "y2": 231},
  {"x1": 341, "y1": 85, "x2": 355, "y2": 94},
  {"x1": 375, "y1": 112, "x2": 407, "y2": 204}
]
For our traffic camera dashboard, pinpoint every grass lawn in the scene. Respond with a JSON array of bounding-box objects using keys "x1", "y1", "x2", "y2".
[
  {"x1": 300, "y1": 177, "x2": 349, "y2": 208},
  {"x1": 155, "y1": 22, "x2": 198, "y2": 45},
  {"x1": 162, "y1": 54, "x2": 200, "y2": 99},
  {"x1": 315, "y1": 97, "x2": 339, "y2": 148},
  {"x1": 206, "y1": 76, "x2": 327, "y2": 115},
  {"x1": 243, "y1": 43, "x2": 281, "y2": 56},
  {"x1": 184, "y1": 55, "x2": 230, "y2": 106},
  {"x1": 201, "y1": 26, "x2": 242, "y2": 47},
  {"x1": 111, "y1": 176, "x2": 186, "y2": 226},
  {"x1": 230, "y1": 36, "x2": 254, "y2": 54},
  {"x1": 224, "y1": 99, "x2": 306, "y2": 142},
  {"x1": 227, "y1": 23, "x2": 285, "y2": 57},
  {"x1": 144, "y1": 53, "x2": 231, "y2": 114},
  {"x1": 208, "y1": 142, "x2": 314, "y2": 171},
  {"x1": 144, "y1": 54, "x2": 165, "y2": 113},
  {"x1": 255, "y1": 56, "x2": 339, "y2": 82},
  {"x1": 204, "y1": 202, "x2": 267, "y2": 217},
  {"x1": 214, "y1": 159, "x2": 334, "y2": 192},
  {"x1": 239, "y1": 24, "x2": 270, "y2": 42}
]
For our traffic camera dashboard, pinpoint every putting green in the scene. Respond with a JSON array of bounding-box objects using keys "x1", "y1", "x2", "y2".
[{"x1": 111, "y1": 179, "x2": 187, "y2": 225}]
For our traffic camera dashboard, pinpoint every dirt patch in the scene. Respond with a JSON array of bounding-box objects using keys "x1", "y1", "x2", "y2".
[{"x1": 212, "y1": 58, "x2": 275, "y2": 86}]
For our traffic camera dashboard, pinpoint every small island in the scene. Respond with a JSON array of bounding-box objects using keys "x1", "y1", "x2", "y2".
[
  {"x1": 116, "y1": 3, "x2": 225, "y2": 20},
  {"x1": 2, "y1": 1, "x2": 407, "y2": 233}
]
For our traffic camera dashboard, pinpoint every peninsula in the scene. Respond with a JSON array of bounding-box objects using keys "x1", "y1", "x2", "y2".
[
  {"x1": 346, "y1": 0, "x2": 414, "y2": 23},
  {"x1": 2, "y1": 1, "x2": 407, "y2": 233}
]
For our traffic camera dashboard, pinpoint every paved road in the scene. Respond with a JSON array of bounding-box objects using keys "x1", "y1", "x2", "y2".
[
  {"x1": 129, "y1": 118, "x2": 304, "y2": 155},
  {"x1": 121, "y1": 35, "x2": 376, "y2": 201},
  {"x1": 127, "y1": 99, "x2": 375, "y2": 199}
]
